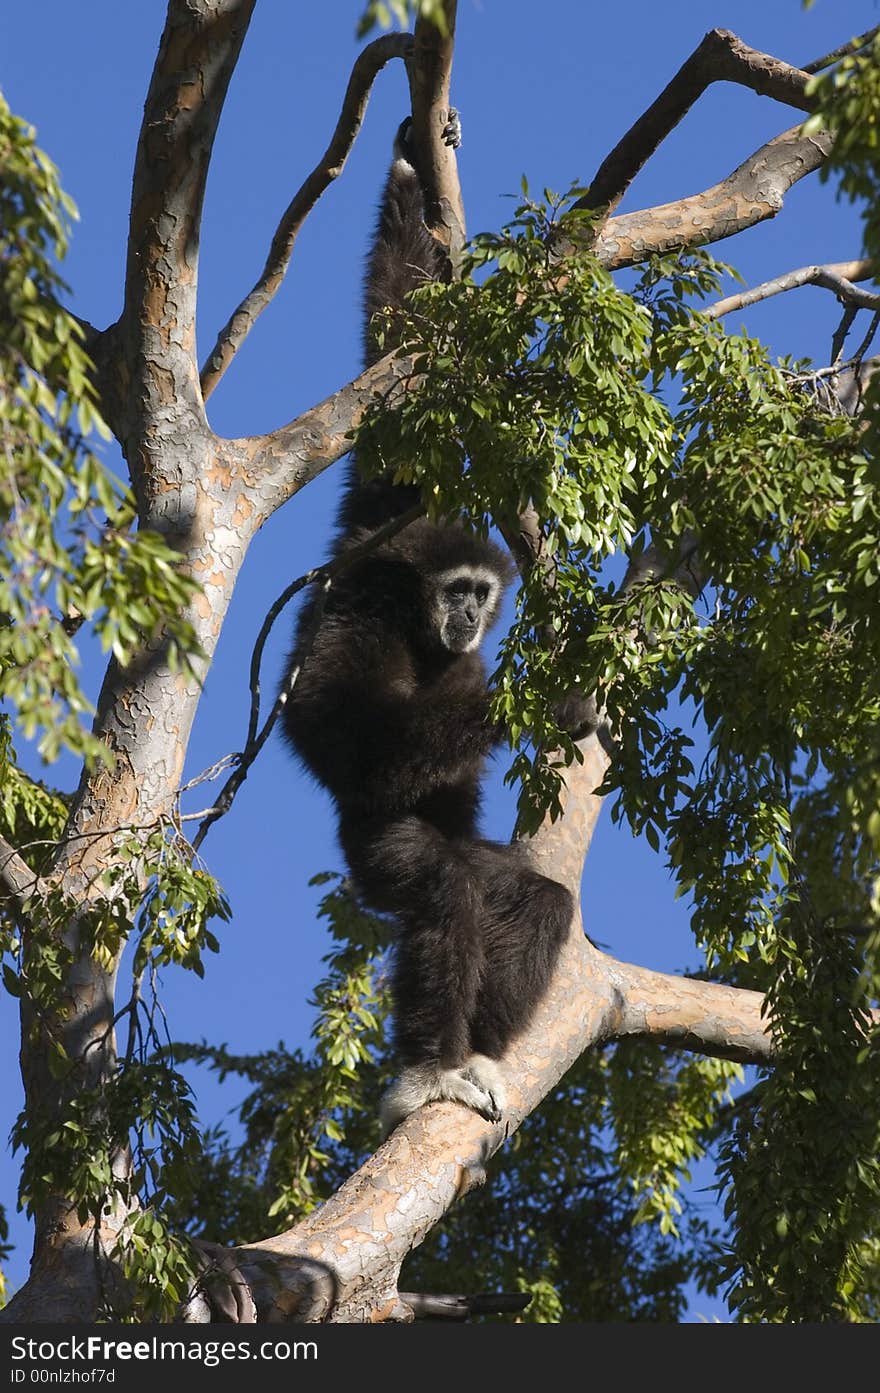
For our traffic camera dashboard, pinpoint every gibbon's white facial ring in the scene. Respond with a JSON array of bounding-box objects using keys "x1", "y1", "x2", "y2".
[{"x1": 432, "y1": 565, "x2": 501, "y2": 654}]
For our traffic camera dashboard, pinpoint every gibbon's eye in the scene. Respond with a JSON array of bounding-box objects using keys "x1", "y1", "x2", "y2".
[
  {"x1": 475, "y1": 583, "x2": 490, "y2": 605},
  {"x1": 444, "y1": 579, "x2": 471, "y2": 600}
]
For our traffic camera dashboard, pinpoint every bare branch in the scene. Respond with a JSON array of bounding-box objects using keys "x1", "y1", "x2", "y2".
[
  {"x1": 199, "y1": 33, "x2": 413, "y2": 401},
  {"x1": 843, "y1": 316, "x2": 880, "y2": 378},
  {"x1": 119, "y1": 0, "x2": 255, "y2": 453},
  {"x1": 593, "y1": 124, "x2": 833, "y2": 271},
  {"x1": 398, "y1": 1290, "x2": 531, "y2": 1320},
  {"x1": 830, "y1": 305, "x2": 859, "y2": 369},
  {"x1": 233, "y1": 345, "x2": 416, "y2": 514},
  {"x1": 582, "y1": 29, "x2": 815, "y2": 219},
  {"x1": 611, "y1": 958, "x2": 769, "y2": 1061},
  {"x1": 705, "y1": 258, "x2": 878, "y2": 320}
]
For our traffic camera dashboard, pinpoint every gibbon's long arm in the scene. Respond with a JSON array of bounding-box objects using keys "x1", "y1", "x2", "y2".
[{"x1": 361, "y1": 113, "x2": 460, "y2": 367}]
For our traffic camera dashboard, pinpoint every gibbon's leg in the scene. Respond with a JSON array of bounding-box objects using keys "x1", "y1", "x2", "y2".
[
  {"x1": 467, "y1": 844, "x2": 574, "y2": 1061},
  {"x1": 341, "y1": 814, "x2": 506, "y2": 1134}
]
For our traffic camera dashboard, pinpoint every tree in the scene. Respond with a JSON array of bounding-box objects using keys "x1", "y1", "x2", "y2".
[{"x1": 1, "y1": 0, "x2": 879, "y2": 1324}]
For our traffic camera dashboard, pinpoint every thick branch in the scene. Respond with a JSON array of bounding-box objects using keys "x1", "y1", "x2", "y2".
[
  {"x1": 582, "y1": 28, "x2": 815, "y2": 218},
  {"x1": 228, "y1": 346, "x2": 416, "y2": 516},
  {"x1": 220, "y1": 909, "x2": 770, "y2": 1319},
  {"x1": 406, "y1": 0, "x2": 465, "y2": 259},
  {"x1": 199, "y1": 33, "x2": 413, "y2": 401},
  {"x1": 119, "y1": 0, "x2": 255, "y2": 472},
  {"x1": 593, "y1": 124, "x2": 832, "y2": 271},
  {"x1": 705, "y1": 258, "x2": 878, "y2": 320},
  {"x1": 612, "y1": 961, "x2": 768, "y2": 1060}
]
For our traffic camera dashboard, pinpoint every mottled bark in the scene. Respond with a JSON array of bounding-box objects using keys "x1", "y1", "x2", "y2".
[
  {"x1": 591, "y1": 125, "x2": 833, "y2": 272},
  {"x1": 705, "y1": 258, "x2": 878, "y2": 319}
]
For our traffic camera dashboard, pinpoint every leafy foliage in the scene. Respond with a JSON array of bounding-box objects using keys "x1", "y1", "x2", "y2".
[
  {"x1": 164, "y1": 876, "x2": 393, "y2": 1241},
  {"x1": 804, "y1": 27, "x2": 880, "y2": 263},
  {"x1": 0, "y1": 90, "x2": 202, "y2": 767}
]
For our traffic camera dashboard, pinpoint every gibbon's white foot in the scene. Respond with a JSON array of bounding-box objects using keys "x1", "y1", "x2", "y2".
[{"x1": 380, "y1": 1054, "x2": 506, "y2": 1137}]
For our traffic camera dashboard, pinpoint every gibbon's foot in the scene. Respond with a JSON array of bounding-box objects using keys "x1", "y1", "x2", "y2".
[
  {"x1": 380, "y1": 1054, "x2": 506, "y2": 1136},
  {"x1": 442, "y1": 107, "x2": 462, "y2": 149}
]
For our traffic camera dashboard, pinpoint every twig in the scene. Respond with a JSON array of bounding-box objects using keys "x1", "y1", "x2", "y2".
[
  {"x1": 848, "y1": 310, "x2": 880, "y2": 369},
  {"x1": 802, "y1": 25, "x2": 880, "y2": 75},
  {"x1": 200, "y1": 33, "x2": 412, "y2": 400},
  {"x1": 177, "y1": 754, "x2": 240, "y2": 796},
  {"x1": 830, "y1": 305, "x2": 858, "y2": 369}
]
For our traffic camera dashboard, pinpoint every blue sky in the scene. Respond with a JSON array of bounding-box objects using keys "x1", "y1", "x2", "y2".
[{"x1": 0, "y1": 0, "x2": 875, "y2": 1317}]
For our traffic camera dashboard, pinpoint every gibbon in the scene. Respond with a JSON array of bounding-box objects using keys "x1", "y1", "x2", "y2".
[{"x1": 281, "y1": 113, "x2": 573, "y2": 1133}]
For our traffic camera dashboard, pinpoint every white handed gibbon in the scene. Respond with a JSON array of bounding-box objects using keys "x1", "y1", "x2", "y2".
[{"x1": 281, "y1": 113, "x2": 573, "y2": 1134}]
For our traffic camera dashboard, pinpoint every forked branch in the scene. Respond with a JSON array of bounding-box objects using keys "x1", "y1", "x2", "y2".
[{"x1": 582, "y1": 27, "x2": 815, "y2": 219}]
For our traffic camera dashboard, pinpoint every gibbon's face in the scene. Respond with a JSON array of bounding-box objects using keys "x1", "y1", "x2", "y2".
[{"x1": 432, "y1": 565, "x2": 502, "y2": 654}]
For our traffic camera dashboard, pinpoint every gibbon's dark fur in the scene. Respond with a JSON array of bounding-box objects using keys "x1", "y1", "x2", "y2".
[{"x1": 281, "y1": 114, "x2": 573, "y2": 1133}]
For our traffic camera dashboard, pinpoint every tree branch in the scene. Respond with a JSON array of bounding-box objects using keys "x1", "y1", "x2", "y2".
[
  {"x1": 230, "y1": 345, "x2": 416, "y2": 515},
  {"x1": 120, "y1": 0, "x2": 256, "y2": 464},
  {"x1": 592, "y1": 124, "x2": 833, "y2": 271},
  {"x1": 208, "y1": 886, "x2": 771, "y2": 1320},
  {"x1": 398, "y1": 1290, "x2": 531, "y2": 1320},
  {"x1": 705, "y1": 258, "x2": 878, "y2": 320},
  {"x1": 581, "y1": 28, "x2": 815, "y2": 219},
  {"x1": 199, "y1": 32, "x2": 413, "y2": 401}
]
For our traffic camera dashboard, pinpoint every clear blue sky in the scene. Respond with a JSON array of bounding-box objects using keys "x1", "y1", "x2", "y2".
[{"x1": 0, "y1": 0, "x2": 874, "y2": 1317}]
